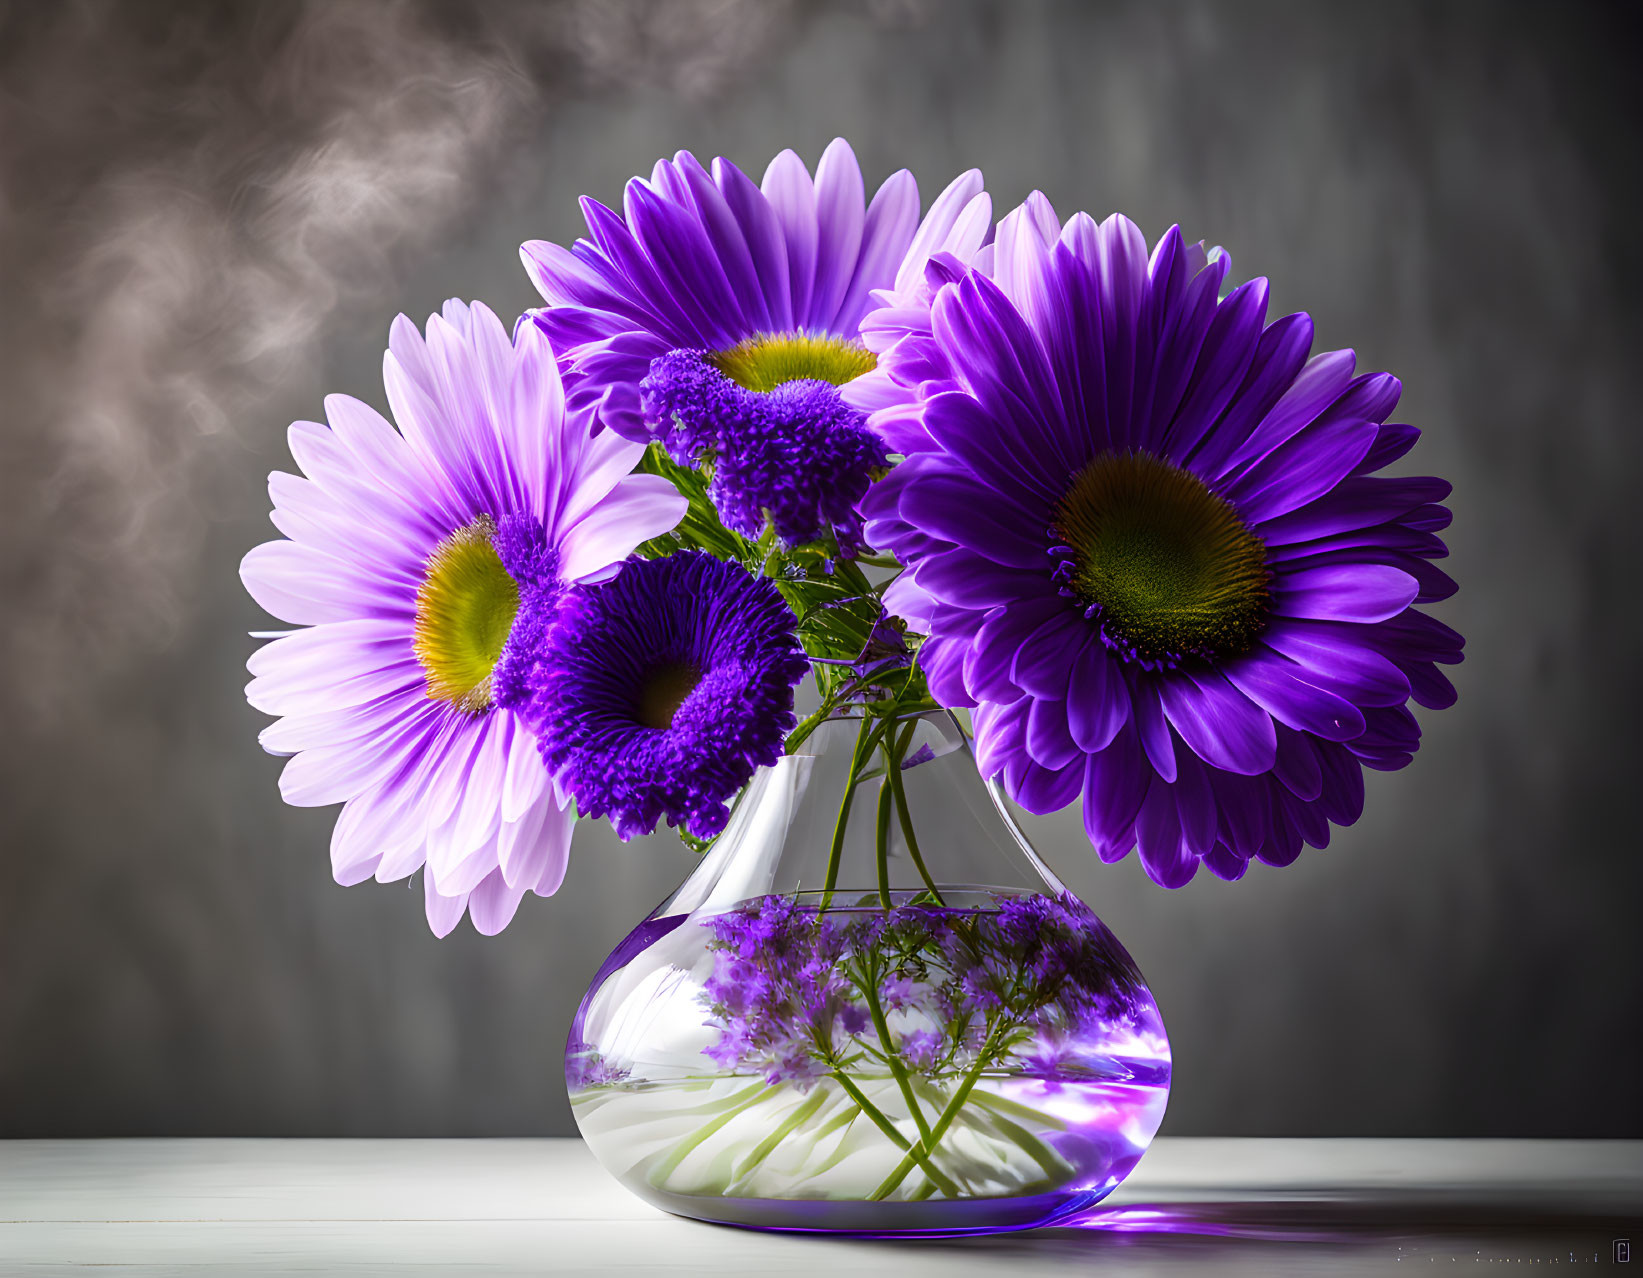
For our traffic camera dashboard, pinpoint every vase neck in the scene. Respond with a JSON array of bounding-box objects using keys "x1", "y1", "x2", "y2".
[{"x1": 661, "y1": 710, "x2": 1066, "y2": 920}]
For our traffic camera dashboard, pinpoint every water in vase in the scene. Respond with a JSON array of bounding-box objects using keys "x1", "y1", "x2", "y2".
[{"x1": 567, "y1": 712, "x2": 1170, "y2": 1233}]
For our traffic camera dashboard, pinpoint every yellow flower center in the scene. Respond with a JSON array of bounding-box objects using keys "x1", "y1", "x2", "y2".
[
  {"x1": 1053, "y1": 450, "x2": 1270, "y2": 664},
  {"x1": 413, "y1": 515, "x2": 520, "y2": 714},
  {"x1": 708, "y1": 333, "x2": 876, "y2": 393}
]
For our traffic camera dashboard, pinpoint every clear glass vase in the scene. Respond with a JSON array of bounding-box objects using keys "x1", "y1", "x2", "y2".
[{"x1": 566, "y1": 710, "x2": 1170, "y2": 1235}]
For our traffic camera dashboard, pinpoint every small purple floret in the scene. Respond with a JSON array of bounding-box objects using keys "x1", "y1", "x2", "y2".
[
  {"x1": 697, "y1": 893, "x2": 1148, "y2": 1089},
  {"x1": 640, "y1": 349, "x2": 888, "y2": 552}
]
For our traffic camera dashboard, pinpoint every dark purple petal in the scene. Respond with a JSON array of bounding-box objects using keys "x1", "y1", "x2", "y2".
[
  {"x1": 917, "y1": 547, "x2": 1033, "y2": 609},
  {"x1": 932, "y1": 274, "x2": 1079, "y2": 489},
  {"x1": 1080, "y1": 720, "x2": 1149, "y2": 856},
  {"x1": 1357, "y1": 420, "x2": 1419, "y2": 474},
  {"x1": 1066, "y1": 638, "x2": 1129, "y2": 753},
  {"x1": 1135, "y1": 774, "x2": 1198, "y2": 888},
  {"x1": 895, "y1": 472, "x2": 1047, "y2": 568},
  {"x1": 1257, "y1": 476, "x2": 1452, "y2": 546},
  {"x1": 1221, "y1": 415, "x2": 1378, "y2": 526},
  {"x1": 1188, "y1": 311, "x2": 1315, "y2": 478},
  {"x1": 1272, "y1": 563, "x2": 1419, "y2": 624},
  {"x1": 918, "y1": 389, "x2": 1064, "y2": 510},
  {"x1": 1169, "y1": 745, "x2": 1218, "y2": 857},
  {"x1": 1216, "y1": 348, "x2": 1357, "y2": 475},
  {"x1": 713, "y1": 156, "x2": 794, "y2": 331},
  {"x1": 968, "y1": 595, "x2": 1066, "y2": 701},
  {"x1": 1408, "y1": 662, "x2": 1459, "y2": 710},
  {"x1": 1157, "y1": 667, "x2": 1278, "y2": 776},
  {"x1": 1209, "y1": 769, "x2": 1269, "y2": 860},
  {"x1": 1026, "y1": 695, "x2": 1083, "y2": 771},
  {"x1": 1222, "y1": 650, "x2": 1367, "y2": 742},
  {"x1": 1009, "y1": 754, "x2": 1084, "y2": 814},
  {"x1": 1202, "y1": 843, "x2": 1251, "y2": 881},
  {"x1": 1271, "y1": 724, "x2": 1323, "y2": 801},
  {"x1": 1130, "y1": 679, "x2": 1179, "y2": 782},
  {"x1": 1315, "y1": 742, "x2": 1366, "y2": 826},
  {"x1": 1258, "y1": 622, "x2": 1412, "y2": 708},
  {"x1": 1160, "y1": 277, "x2": 1269, "y2": 463},
  {"x1": 1011, "y1": 612, "x2": 1089, "y2": 700}
]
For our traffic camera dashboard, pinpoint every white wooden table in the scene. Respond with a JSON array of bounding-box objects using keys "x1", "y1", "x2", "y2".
[{"x1": 2, "y1": 1138, "x2": 1639, "y2": 1275}]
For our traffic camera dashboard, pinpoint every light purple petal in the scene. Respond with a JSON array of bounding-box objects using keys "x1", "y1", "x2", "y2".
[
  {"x1": 557, "y1": 475, "x2": 687, "y2": 582},
  {"x1": 468, "y1": 868, "x2": 530, "y2": 936},
  {"x1": 835, "y1": 167, "x2": 919, "y2": 334},
  {"x1": 807, "y1": 138, "x2": 866, "y2": 332},
  {"x1": 423, "y1": 873, "x2": 469, "y2": 938},
  {"x1": 761, "y1": 148, "x2": 819, "y2": 328}
]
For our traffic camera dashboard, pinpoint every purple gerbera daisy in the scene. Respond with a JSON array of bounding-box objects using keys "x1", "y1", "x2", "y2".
[
  {"x1": 520, "y1": 139, "x2": 991, "y2": 549},
  {"x1": 240, "y1": 300, "x2": 687, "y2": 935},
  {"x1": 859, "y1": 200, "x2": 1463, "y2": 887},
  {"x1": 523, "y1": 551, "x2": 809, "y2": 841}
]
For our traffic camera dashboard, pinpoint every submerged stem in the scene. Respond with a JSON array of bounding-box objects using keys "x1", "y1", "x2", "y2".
[
  {"x1": 828, "y1": 1070, "x2": 961, "y2": 1199},
  {"x1": 859, "y1": 968, "x2": 934, "y2": 1149},
  {"x1": 867, "y1": 1027, "x2": 1005, "y2": 1202}
]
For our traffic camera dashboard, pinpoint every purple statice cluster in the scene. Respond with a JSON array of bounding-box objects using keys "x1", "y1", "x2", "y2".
[
  {"x1": 564, "y1": 1049, "x2": 631, "y2": 1091},
  {"x1": 698, "y1": 894, "x2": 866, "y2": 1088},
  {"x1": 640, "y1": 350, "x2": 888, "y2": 553},
  {"x1": 697, "y1": 893, "x2": 1145, "y2": 1088}
]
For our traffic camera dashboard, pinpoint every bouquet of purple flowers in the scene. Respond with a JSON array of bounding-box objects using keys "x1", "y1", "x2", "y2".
[{"x1": 241, "y1": 139, "x2": 1461, "y2": 937}]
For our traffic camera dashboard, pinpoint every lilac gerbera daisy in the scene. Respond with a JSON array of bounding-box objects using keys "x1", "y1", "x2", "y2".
[
  {"x1": 240, "y1": 300, "x2": 687, "y2": 935},
  {"x1": 523, "y1": 551, "x2": 809, "y2": 841},
  {"x1": 520, "y1": 139, "x2": 991, "y2": 549},
  {"x1": 859, "y1": 201, "x2": 1463, "y2": 887}
]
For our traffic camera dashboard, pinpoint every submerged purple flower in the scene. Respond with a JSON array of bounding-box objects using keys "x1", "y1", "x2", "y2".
[
  {"x1": 240, "y1": 301, "x2": 686, "y2": 936},
  {"x1": 521, "y1": 139, "x2": 991, "y2": 547},
  {"x1": 858, "y1": 199, "x2": 1464, "y2": 887},
  {"x1": 524, "y1": 551, "x2": 808, "y2": 840},
  {"x1": 698, "y1": 893, "x2": 1146, "y2": 1087}
]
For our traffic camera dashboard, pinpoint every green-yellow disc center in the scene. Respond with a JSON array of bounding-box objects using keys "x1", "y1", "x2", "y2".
[
  {"x1": 413, "y1": 515, "x2": 520, "y2": 714},
  {"x1": 707, "y1": 333, "x2": 876, "y2": 393},
  {"x1": 1052, "y1": 450, "x2": 1270, "y2": 664},
  {"x1": 634, "y1": 661, "x2": 703, "y2": 731}
]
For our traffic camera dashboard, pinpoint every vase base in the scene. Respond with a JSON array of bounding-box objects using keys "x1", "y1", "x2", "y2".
[{"x1": 631, "y1": 1183, "x2": 1109, "y2": 1236}]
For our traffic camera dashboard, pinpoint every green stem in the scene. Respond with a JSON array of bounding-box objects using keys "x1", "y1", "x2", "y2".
[
  {"x1": 858, "y1": 968, "x2": 934, "y2": 1149},
  {"x1": 867, "y1": 1027, "x2": 1004, "y2": 1202},
  {"x1": 732, "y1": 1087, "x2": 829, "y2": 1182},
  {"x1": 873, "y1": 773, "x2": 894, "y2": 909},
  {"x1": 818, "y1": 715, "x2": 884, "y2": 908},
  {"x1": 829, "y1": 1070, "x2": 961, "y2": 1200},
  {"x1": 885, "y1": 719, "x2": 944, "y2": 904},
  {"x1": 645, "y1": 1085, "x2": 774, "y2": 1188}
]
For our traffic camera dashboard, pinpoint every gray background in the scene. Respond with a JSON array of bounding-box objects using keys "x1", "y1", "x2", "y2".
[{"x1": 2, "y1": 0, "x2": 1639, "y2": 1139}]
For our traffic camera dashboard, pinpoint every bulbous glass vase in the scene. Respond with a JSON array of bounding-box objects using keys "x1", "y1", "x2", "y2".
[{"x1": 566, "y1": 710, "x2": 1170, "y2": 1235}]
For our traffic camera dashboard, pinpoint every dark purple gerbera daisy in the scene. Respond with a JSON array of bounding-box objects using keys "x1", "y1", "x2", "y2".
[
  {"x1": 858, "y1": 200, "x2": 1463, "y2": 887},
  {"x1": 520, "y1": 139, "x2": 991, "y2": 548},
  {"x1": 523, "y1": 551, "x2": 809, "y2": 841}
]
